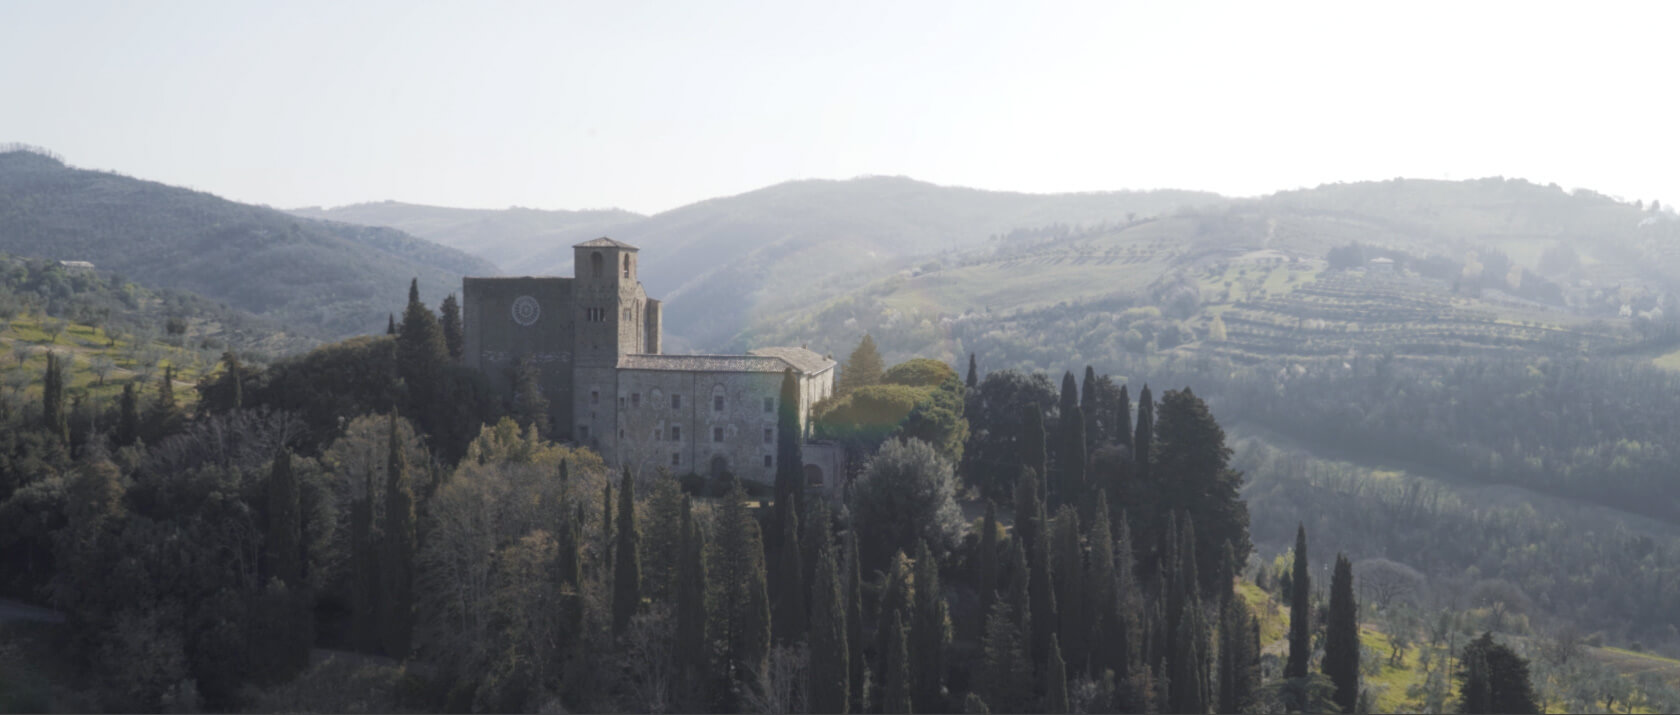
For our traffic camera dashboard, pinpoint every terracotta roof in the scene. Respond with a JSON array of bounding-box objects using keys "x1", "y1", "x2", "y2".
[
  {"x1": 618, "y1": 347, "x2": 835, "y2": 375},
  {"x1": 748, "y1": 346, "x2": 837, "y2": 374},
  {"x1": 574, "y1": 237, "x2": 639, "y2": 250}
]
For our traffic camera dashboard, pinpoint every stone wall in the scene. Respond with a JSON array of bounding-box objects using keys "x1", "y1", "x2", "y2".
[{"x1": 463, "y1": 276, "x2": 576, "y2": 435}]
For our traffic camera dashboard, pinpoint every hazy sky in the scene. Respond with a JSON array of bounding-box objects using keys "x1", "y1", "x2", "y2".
[{"x1": 4, "y1": 1, "x2": 1676, "y2": 215}]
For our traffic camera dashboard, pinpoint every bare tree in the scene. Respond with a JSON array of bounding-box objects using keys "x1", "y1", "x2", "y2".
[
  {"x1": 744, "y1": 643, "x2": 808, "y2": 715},
  {"x1": 1356, "y1": 558, "x2": 1425, "y2": 611}
]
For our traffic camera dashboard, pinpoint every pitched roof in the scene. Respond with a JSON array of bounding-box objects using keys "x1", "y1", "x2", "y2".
[
  {"x1": 618, "y1": 347, "x2": 835, "y2": 375},
  {"x1": 574, "y1": 237, "x2": 639, "y2": 250},
  {"x1": 748, "y1": 346, "x2": 836, "y2": 374}
]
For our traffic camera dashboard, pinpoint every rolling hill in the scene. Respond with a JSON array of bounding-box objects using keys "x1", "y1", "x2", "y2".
[
  {"x1": 0, "y1": 149, "x2": 498, "y2": 338},
  {"x1": 288, "y1": 201, "x2": 643, "y2": 273}
]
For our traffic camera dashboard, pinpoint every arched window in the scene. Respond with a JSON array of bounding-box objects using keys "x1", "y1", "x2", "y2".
[
  {"x1": 591, "y1": 251, "x2": 603, "y2": 278},
  {"x1": 623, "y1": 254, "x2": 631, "y2": 278}
]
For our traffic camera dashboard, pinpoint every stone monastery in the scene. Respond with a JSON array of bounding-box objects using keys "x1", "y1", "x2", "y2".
[{"x1": 463, "y1": 238, "x2": 842, "y2": 486}]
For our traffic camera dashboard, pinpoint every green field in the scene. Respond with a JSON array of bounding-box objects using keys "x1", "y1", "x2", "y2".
[{"x1": 0, "y1": 313, "x2": 204, "y2": 409}]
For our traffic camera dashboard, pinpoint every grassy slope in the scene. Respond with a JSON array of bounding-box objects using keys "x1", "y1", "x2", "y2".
[{"x1": 0, "y1": 313, "x2": 203, "y2": 409}]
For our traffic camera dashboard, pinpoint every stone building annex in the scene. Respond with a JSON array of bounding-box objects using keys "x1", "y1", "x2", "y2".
[{"x1": 462, "y1": 238, "x2": 842, "y2": 486}]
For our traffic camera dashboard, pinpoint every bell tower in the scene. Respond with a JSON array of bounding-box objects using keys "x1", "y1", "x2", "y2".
[{"x1": 572, "y1": 237, "x2": 643, "y2": 367}]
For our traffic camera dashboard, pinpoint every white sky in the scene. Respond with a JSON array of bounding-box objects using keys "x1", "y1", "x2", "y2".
[{"x1": 3, "y1": 0, "x2": 1676, "y2": 215}]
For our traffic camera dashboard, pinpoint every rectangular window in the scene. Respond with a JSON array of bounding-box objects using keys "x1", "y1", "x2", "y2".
[
  {"x1": 764, "y1": 397, "x2": 774, "y2": 413},
  {"x1": 672, "y1": 452, "x2": 681, "y2": 466},
  {"x1": 591, "y1": 390, "x2": 599, "y2": 405},
  {"x1": 714, "y1": 395, "x2": 724, "y2": 412},
  {"x1": 670, "y1": 425, "x2": 681, "y2": 441},
  {"x1": 579, "y1": 425, "x2": 590, "y2": 440},
  {"x1": 764, "y1": 428, "x2": 773, "y2": 444},
  {"x1": 631, "y1": 393, "x2": 641, "y2": 408},
  {"x1": 764, "y1": 455, "x2": 773, "y2": 468},
  {"x1": 713, "y1": 427, "x2": 724, "y2": 443},
  {"x1": 619, "y1": 396, "x2": 626, "y2": 408},
  {"x1": 672, "y1": 394, "x2": 682, "y2": 409},
  {"x1": 655, "y1": 429, "x2": 663, "y2": 441}
]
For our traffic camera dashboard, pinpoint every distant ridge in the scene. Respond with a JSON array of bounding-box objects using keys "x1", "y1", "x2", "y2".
[{"x1": 0, "y1": 150, "x2": 498, "y2": 338}]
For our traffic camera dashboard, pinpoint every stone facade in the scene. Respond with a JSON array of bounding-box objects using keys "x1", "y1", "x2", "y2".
[{"x1": 463, "y1": 238, "x2": 837, "y2": 484}]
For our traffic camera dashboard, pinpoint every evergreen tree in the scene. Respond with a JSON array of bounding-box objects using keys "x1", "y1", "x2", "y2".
[
  {"x1": 1029, "y1": 507, "x2": 1058, "y2": 676},
  {"x1": 612, "y1": 469, "x2": 641, "y2": 635},
  {"x1": 980, "y1": 601, "x2": 1030, "y2": 714},
  {"x1": 116, "y1": 381, "x2": 139, "y2": 447},
  {"x1": 808, "y1": 515, "x2": 849, "y2": 714},
  {"x1": 874, "y1": 551, "x2": 914, "y2": 705},
  {"x1": 387, "y1": 313, "x2": 397, "y2": 335},
  {"x1": 381, "y1": 413, "x2": 415, "y2": 658},
  {"x1": 1057, "y1": 406, "x2": 1087, "y2": 513},
  {"x1": 350, "y1": 467, "x2": 379, "y2": 652},
  {"x1": 883, "y1": 609, "x2": 913, "y2": 714},
  {"x1": 265, "y1": 451, "x2": 302, "y2": 587},
  {"x1": 1458, "y1": 632, "x2": 1540, "y2": 714},
  {"x1": 708, "y1": 479, "x2": 771, "y2": 688},
  {"x1": 978, "y1": 500, "x2": 1000, "y2": 640},
  {"x1": 772, "y1": 507, "x2": 806, "y2": 644},
  {"x1": 1059, "y1": 371, "x2": 1079, "y2": 423},
  {"x1": 1048, "y1": 632, "x2": 1070, "y2": 714},
  {"x1": 1006, "y1": 535, "x2": 1032, "y2": 637},
  {"x1": 774, "y1": 368, "x2": 804, "y2": 533},
  {"x1": 219, "y1": 351, "x2": 243, "y2": 411},
  {"x1": 1114, "y1": 384, "x2": 1133, "y2": 454},
  {"x1": 966, "y1": 353, "x2": 978, "y2": 390},
  {"x1": 603, "y1": 478, "x2": 615, "y2": 573},
  {"x1": 556, "y1": 463, "x2": 582, "y2": 589},
  {"x1": 1218, "y1": 595, "x2": 1259, "y2": 714},
  {"x1": 1020, "y1": 405, "x2": 1047, "y2": 504},
  {"x1": 144, "y1": 364, "x2": 180, "y2": 440},
  {"x1": 1323, "y1": 553, "x2": 1360, "y2": 713},
  {"x1": 1131, "y1": 386, "x2": 1153, "y2": 561},
  {"x1": 845, "y1": 530, "x2": 867, "y2": 711},
  {"x1": 1014, "y1": 467, "x2": 1043, "y2": 552},
  {"x1": 674, "y1": 496, "x2": 709, "y2": 700},
  {"x1": 396, "y1": 277, "x2": 449, "y2": 421},
  {"x1": 838, "y1": 333, "x2": 885, "y2": 394},
  {"x1": 1080, "y1": 365, "x2": 1100, "y2": 455},
  {"x1": 1112, "y1": 511, "x2": 1143, "y2": 681},
  {"x1": 911, "y1": 539, "x2": 949, "y2": 713},
  {"x1": 1087, "y1": 492, "x2": 1124, "y2": 679},
  {"x1": 1286, "y1": 523, "x2": 1312, "y2": 679},
  {"x1": 1169, "y1": 598, "x2": 1209, "y2": 715},
  {"x1": 1152, "y1": 387, "x2": 1251, "y2": 596},
  {"x1": 1051, "y1": 506, "x2": 1086, "y2": 671},
  {"x1": 439, "y1": 293, "x2": 464, "y2": 361},
  {"x1": 510, "y1": 354, "x2": 550, "y2": 437},
  {"x1": 42, "y1": 351, "x2": 66, "y2": 441}
]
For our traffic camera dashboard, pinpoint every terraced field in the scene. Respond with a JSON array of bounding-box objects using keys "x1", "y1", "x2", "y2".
[{"x1": 1198, "y1": 273, "x2": 1627, "y2": 363}]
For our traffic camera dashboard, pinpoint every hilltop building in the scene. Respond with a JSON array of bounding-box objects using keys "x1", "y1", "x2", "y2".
[{"x1": 462, "y1": 238, "x2": 842, "y2": 486}]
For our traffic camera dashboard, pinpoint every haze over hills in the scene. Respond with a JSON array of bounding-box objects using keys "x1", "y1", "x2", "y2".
[
  {"x1": 0, "y1": 148, "x2": 497, "y2": 339},
  {"x1": 288, "y1": 201, "x2": 644, "y2": 273}
]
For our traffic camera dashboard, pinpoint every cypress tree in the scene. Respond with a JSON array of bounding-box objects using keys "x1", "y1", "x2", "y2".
[
  {"x1": 1323, "y1": 553, "x2": 1360, "y2": 714},
  {"x1": 1285, "y1": 523, "x2": 1312, "y2": 679},
  {"x1": 387, "y1": 313, "x2": 397, "y2": 335},
  {"x1": 772, "y1": 507, "x2": 806, "y2": 644},
  {"x1": 911, "y1": 539, "x2": 949, "y2": 714},
  {"x1": 42, "y1": 351, "x2": 66, "y2": 441},
  {"x1": 1006, "y1": 535, "x2": 1031, "y2": 636},
  {"x1": 774, "y1": 368, "x2": 804, "y2": 534},
  {"x1": 612, "y1": 469, "x2": 641, "y2": 635},
  {"x1": 1014, "y1": 467, "x2": 1042, "y2": 552},
  {"x1": 1029, "y1": 507, "x2": 1058, "y2": 676},
  {"x1": 966, "y1": 352, "x2": 978, "y2": 389},
  {"x1": 1113, "y1": 511, "x2": 1143, "y2": 680},
  {"x1": 1050, "y1": 506, "x2": 1086, "y2": 671},
  {"x1": 603, "y1": 478, "x2": 615, "y2": 573},
  {"x1": 1058, "y1": 406, "x2": 1087, "y2": 513},
  {"x1": 1048, "y1": 632, "x2": 1070, "y2": 714},
  {"x1": 1020, "y1": 405, "x2": 1047, "y2": 504},
  {"x1": 980, "y1": 600, "x2": 1030, "y2": 714},
  {"x1": 116, "y1": 381, "x2": 139, "y2": 447},
  {"x1": 511, "y1": 354, "x2": 550, "y2": 436},
  {"x1": 439, "y1": 293, "x2": 464, "y2": 361},
  {"x1": 556, "y1": 461, "x2": 582, "y2": 589},
  {"x1": 1080, "y1": 365, "x2": 1100, "y2": 454},
  {"x1": 1058, "y1": 371, "x2": 1078, "y2": 423},
  {"x1": 1461, "y1": 644, "x2": 1492, "y2": 714},
  {"x1": 350, "y1": 467, "x2": 378, "y2": 652},
  {"x1": 802, "y1": 499, "x2": 828, "y2": 624},
  {"x1": 381, "y1": 413, "x2": 415, "y2": 658},
  {"x1": 845, "y1": 530, "x2": 867, "y2": 711},
  {"x1": 874, "y1": 551, "x2": 913, "y2": 703},
  {"x1": 883, "y1": 609, "x2": 913, "y2": 715},
  {"x1": 1218, "y1": 595, "x2": 1258, "y2": 714},
  {"x1": 808, "y1": 514, "x2": 849, "y2": 714},
  {"x1": 1152, "y1": 387, "x2": 1251, "y2": 597},
  {"x1": 266, "y1": 451, "x2": 302, "y2": 586},
  {"x1": 1088, "y1": 492, "x2": 1123, "y2": 678},
  {"x1": 1458, "y1": 632, "x2": 1539, "y2": 714},
  {"x1": 978, "y1": 500, "x2": 1000, "y2": 640},
  {"x1": 1115, "y1": 384, "x2": 1133, "y2": 454},
  {"x1": 1133, "y1": 385, "x2": 1152, "y2": 483},
  {"x1": 708, "y1": 479, "x2": 770, "y2": 690},
  {"x1": 675, "y1": 497, "x2": 709, "y2": 699},
  {"x1": 396, "y1": 277, "x2": 448, "y2": 419},
  {"x1": 1169, "y1": 597, "x2": 1209, "y2": 715}
]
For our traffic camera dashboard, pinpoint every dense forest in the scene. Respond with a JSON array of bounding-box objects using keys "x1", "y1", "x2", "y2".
[{"x1": 0, "y1": 280, "x2": 1556, "y2": 714}]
